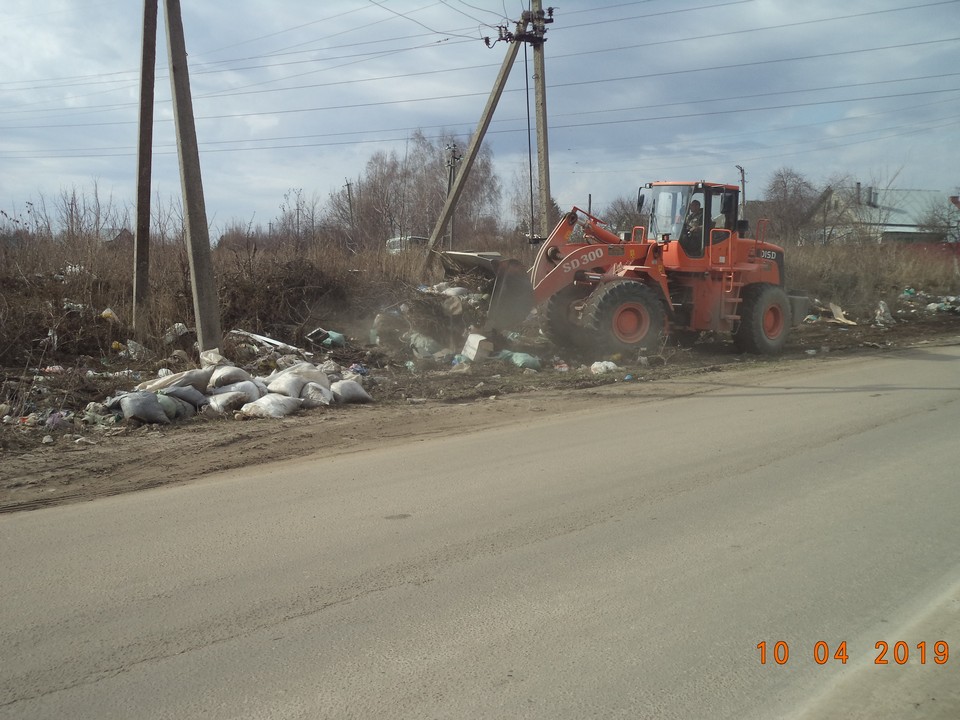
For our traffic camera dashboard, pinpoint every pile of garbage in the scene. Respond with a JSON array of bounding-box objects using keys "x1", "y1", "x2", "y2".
[
  {"x1": 101, "y1": 348, "x2": 373, "y2": 426},
  {"x1": 802, "y1": 287, "x2": 960, "y2": 329},
  {"x1": 1, "y1": 342, "x2": 376, "y2": 440},
  {"x1": 898, "y1": 287, "x2": 960, "y2": 315}
]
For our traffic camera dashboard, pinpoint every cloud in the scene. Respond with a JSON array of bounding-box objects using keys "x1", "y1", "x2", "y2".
[{"x1": 1, "y1": 0, "x2": 957, "y2": 231}]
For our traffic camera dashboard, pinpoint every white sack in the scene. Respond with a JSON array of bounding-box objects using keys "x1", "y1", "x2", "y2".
[
  {"x1": 239, "y1": 394, "x2": 303, "y2": 419},
  {"x1": 330, "y1": 380, "x2": 373, "y2": 404},
  {"x1": 210, "y1": 380, "x2": 262, "y2": 403},
  {"x1": 300, "y1": 382, "x2": 334, "y2": 408},
  {"x1": 209, "y1": 364, "x2": 252, "y2": 388}
]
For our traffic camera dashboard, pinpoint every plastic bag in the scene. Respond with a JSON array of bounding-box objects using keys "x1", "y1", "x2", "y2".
[
  {"x1": 497, "y1": 350, "x2": 541, "y2": 370},
  {"x1": 590, "y1": 361, "x2": 619, "y2": 374},
  {"x1": 200, "y1": 348, "x2": 230, "y2": 368},
  {"x1": 406, "y1": 332, "x2": 444, "y2": 358},
  {"x1": 319, "y1": 360, "x2": 341, "y2": 374},
  {"x1": 239, "y1": 394, "x2": 303, "y2": 419},
  {"x1": 330, "y1": 380, "x2": 373, "y2": 404}
]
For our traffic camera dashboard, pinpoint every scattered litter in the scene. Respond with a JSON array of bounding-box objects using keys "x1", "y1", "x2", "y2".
[
  {"x1": 590, "y1": 360, "x2": 619, "y2": 374},
  {"x1": 875, "y1": 300, "x2": 895, "y2": 326},
  {"x1": 163, "y1": 322, "x2": 190, "y2": 344},
  {"x1": 322, "y1": 331, "x2": 346, "y2": 348},
  {"x1": 228, "y1": 329, "x2": 312, "y2": 356},
  {"x1": 462, "y1": 333, "x2": 493, "y2": 363},
  {"x1": 405, "y1": 332, "x2": 444, "y2": 358},
  {"x1": 496, "y1": 350, "x2": 541, "y2": 370},
  {"x1": 348, "y1": 363, "x2": 369, "y2": 376},
  {"x1": 200, "y1": 349, "x2": 231, "y2": 368},
  {"x1": 101, "y1": 308, "x2": 120, "y2": 323},
  {"x1": 827, "y1": 303, "x2": 857, "y2": 326},
  {"x1": 42, "y1": 435, "x2": 54, "y2": 445}
]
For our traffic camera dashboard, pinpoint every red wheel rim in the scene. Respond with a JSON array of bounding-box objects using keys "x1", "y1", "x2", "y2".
[
  {"x1": 763, "y1": 303, "x2": 784, "y2": 338},
  {"x1": 612, "y1": 302, "x2": 650, "y2": 343}
]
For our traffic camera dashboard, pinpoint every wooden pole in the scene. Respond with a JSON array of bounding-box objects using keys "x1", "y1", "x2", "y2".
[
  {"x1": 132, "y1": 0, "x2": 158, "y2": 336},
  {"x1": 163, "y1": 0, "x2": 222, "y2": 351}
]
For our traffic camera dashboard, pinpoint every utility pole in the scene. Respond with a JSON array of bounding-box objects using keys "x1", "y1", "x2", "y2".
[
  {"x1": 422, "y1": 9, "x2": 554, "y2": 271},
  {"x1": 164, "y1": 0, "x2": 222, "y2": 351},
  {"x1": 736, "y1": 164, "x2": 746, "y2": 215},
  {"x1": 531, "y1": 0, "x2": 553, "y2": 239},
  {"x1": 445, "y1": 143, "x2": 462, "y2": 250},
  {"x1": 344, "y1": 179, "x2": 354, "y2": 227},
  {"x1": 132, "y1": 0, "x2": 158, "y2": 336}
]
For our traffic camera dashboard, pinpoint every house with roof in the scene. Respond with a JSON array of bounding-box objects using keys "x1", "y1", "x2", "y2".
[{"x1": 786, "y1": 183, "x2": 956, "y2": 246}]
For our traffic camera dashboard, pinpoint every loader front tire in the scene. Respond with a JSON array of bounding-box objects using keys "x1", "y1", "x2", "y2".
[
  {"x1": 585, "y1": 281, "x2": 665, "y2": 353},
  {"x1": 543, "y1": 284, "x2": 590, "y2": 349},
  {"x1": 734, "y1": 283, "x2": 790, "y2": 355}
]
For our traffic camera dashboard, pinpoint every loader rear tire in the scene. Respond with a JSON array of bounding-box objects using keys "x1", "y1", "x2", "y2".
[
  {"x1": 734, "y1": 283, "x2": 790, "y2": 355},
  {"x1": 585, "y1": 281, "x2": 665, "y2": 353},
  {"x1": 543, "y1": 285, "x2": 591, "y2": 349}
]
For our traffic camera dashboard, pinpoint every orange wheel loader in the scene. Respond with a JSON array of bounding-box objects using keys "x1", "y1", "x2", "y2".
[{"x1": 441, "y1": 181, "x2": 809, "y2": 355}]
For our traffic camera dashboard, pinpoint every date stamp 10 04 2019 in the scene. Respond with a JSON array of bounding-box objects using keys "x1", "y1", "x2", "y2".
[{"x1": 756, "y1": 640, "x2": 950, "y2": 666}]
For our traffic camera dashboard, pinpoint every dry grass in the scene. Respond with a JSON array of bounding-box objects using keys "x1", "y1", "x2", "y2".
[
  {"x1": 3, "y1": 222, "x2": 957, "y2": 372},
  {"x1": 787, "y1": 243, "x2": 959, "y2": 316}
]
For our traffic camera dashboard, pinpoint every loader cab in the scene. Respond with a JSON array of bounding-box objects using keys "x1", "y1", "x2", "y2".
[{"x1": 645, "y1": 182, "x2": 739, "y2": 260}]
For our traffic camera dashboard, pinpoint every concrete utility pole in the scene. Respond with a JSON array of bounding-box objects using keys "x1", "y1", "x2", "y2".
[
  {"x1": 736, "y1": 164, "x2": 747, "y2": 215},
  {"x1": 531, "y1": 0, "x2": 553, "y2": 239},
  {"x1": 445, "y1": 143, "x2": 462, "y2": 250},
  {"x1": 132, "y1": 0, "x2": 158, "y2": 336},
  {"x1": 422, "y1": 9, "x2": 554, "y2": 271},
  {"x1": 163, "y1": 0, "x2": 222, "y2": 351}
]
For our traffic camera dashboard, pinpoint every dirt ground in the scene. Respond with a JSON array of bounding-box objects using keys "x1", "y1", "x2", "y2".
[{"x1": 2, "y1": 312, "x2": 959, "y2": 514}]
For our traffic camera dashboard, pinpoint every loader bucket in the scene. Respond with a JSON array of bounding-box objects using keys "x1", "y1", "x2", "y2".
[
  {"x1": 485, "y1": 258, "x2": 535, "y2": 331},
  {"x1": 437, "y1": 251, "x2": 534, "y2": 331}
]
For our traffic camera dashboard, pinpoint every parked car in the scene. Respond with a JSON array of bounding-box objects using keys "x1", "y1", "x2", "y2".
[{"x1": 385, "y1": 235, "x2": 429, "y2": 254}]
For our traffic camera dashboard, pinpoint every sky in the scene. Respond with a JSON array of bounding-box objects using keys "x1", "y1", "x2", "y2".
[{"x1": 1, "y1": 0, "x2": 958, "y2": 236}]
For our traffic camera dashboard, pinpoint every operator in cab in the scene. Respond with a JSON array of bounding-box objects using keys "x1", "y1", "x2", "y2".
[{"x1": 680, "y1": 199, "x2": 705, "y2": 256}]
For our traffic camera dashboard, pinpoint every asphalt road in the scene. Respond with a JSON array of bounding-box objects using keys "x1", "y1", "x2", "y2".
[{"x1": 2, "y1": 346, "x2": 959, "y2": 719}]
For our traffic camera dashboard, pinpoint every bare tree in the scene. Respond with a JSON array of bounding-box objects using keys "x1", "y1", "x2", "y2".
[
  {"x1": 599, "y1": 194, "x2": 646, "y2": 236},
  {"x1": 763, "y1": 168, "x2": 819, "y2": 245},
  {"x1": 918, "y1": 189, "x2": 960, "y2": 244},
  {"x1": 320, "y1": 129, "x2": 503, "y2": 252}
]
